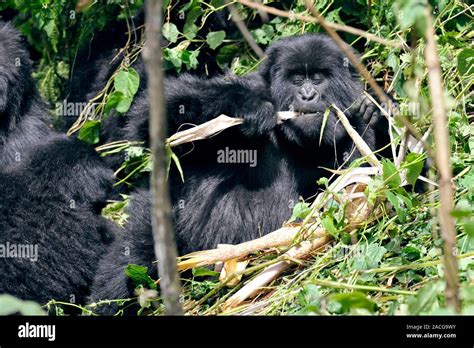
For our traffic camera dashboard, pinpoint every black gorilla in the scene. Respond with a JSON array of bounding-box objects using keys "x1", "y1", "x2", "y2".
[
  {"x1": 0, "y1": 22, "x2": 115, "y2": 307},
  {"x1": 90, "y1": 34, "x2": 389, "y2": 313}
]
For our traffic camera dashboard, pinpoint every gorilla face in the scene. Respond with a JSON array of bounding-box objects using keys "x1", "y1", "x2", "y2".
[{"x1": 260, "y1": 34, "x2": 363, "y2": 148}]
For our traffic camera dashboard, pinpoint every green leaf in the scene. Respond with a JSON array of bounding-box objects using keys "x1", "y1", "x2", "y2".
[
  {"x1": 192, "y1": 267, "x2": 220, "y2": 278},
  {"x1": 171, "y1": 150, "x2": 185, "y2": 182},
  {"x1": 183, "y1": 22, "x2": 198, "y2": 40},
  {"x1": 463, "y1": 221, "x2": 474, "y2": 238},
  {"x1": 321, "y1": 215, "x2": 338, "y2": 237},
  {"x1": 78, "y1": 120, "x2": 101, "y2": 144},
  {"x1": 382, "y1": 159, "x2": 401, "y2": 188},
  {"x1": 408, "y1": 281, "x2": 444, "y2": 314},
  {"x1": 163, "y1": 48, "x2": 183, "y2": 70},
  {"x1": 105, "y1": 91, "x2": 133, "y2": 115},
  {"x1": 458, "y1": 48, "x2": 474, "y2": 75},
  {"x1": 166, "y1": 145, "x2": 184, "y2": 182},
  {"x1": 350, "y1": 243, "x2": 387, "y2": 270},
  {"x1": 405, "y1": 153, "x2": 424, "y2": 187},
  {"x1": 319, "y1": 108, "x2": 331, "y2": 146},
  {"x1": 125, "y1": 264, "x2": 157, "y2": 290},
  {"x1": 206, "y1": 31, "x2": 226, "y2": 50},
  {"x1": 402, "y1": 245, "x2": 421, "y2": 261},
  {"x1": 217, "y1": 44, "x2": 240, "y2": 68},
  {"x1": 115, "y1": 95, "x2": 133, "y2": 114},
  {"x1": 328, "y1": 292, "x2": 376, "y2": 314},
  {"x1": 114, "y1": 69, "x2": 140, "y2": 97},
  {"x1": 395, "y1": 0, "x2": 428, "y2": 37},
  {"x1": 162, "y1": 23, "x2": 179, "y2": 43},
  {"x1": 289, "y1": 202, "x2": 312, "y2": 222},
  {"x1": 386, "y1": 190, "x2": 407, "y2": 223},
  {"x1": 0, "y1": 294, "x2": 46, "y2": 316}
]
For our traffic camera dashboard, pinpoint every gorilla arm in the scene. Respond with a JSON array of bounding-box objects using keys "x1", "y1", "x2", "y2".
[{"x1": 165, "y1": 74, "x2": 276, "y2": 138}]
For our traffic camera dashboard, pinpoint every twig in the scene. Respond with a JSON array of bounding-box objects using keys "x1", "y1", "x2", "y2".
[
  {"x1": 237, "y1": 0, "x2": 404, "y2": 49},
  {"x1": 226, "y1": 1, "x2": 265, "y2": 58},
  {"x1": 331, "y1": 105, "x2": 381, "y2": 168},
  {"x1": 423, "y1": 9, "x2": 460, "y2": 313},
  {"x1": 310, "y1": 279, "x2": 416, "y2": 296},
  {"x1": 144, "y1": 0, "x2": 182, "y2": 315}
]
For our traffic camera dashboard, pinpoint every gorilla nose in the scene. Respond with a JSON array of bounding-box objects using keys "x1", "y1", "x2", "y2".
[{"x1": 298, "y1": 86, "x2": 318, "y2": 102}]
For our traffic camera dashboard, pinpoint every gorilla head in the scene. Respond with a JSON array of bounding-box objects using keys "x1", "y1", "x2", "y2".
[
  {"x1": 260, "y1": 34, "x2": 364, "y2": 148},
  {"x1": 0, "y1": 22, "x2": 35, "y2": 130}
]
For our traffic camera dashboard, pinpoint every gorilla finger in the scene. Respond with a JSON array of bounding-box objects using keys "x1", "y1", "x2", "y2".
[
  {"x1": 362, "y1": 105, "x2": 377, "y2": 123},
  {"x1": 369, "y1": 111, "x2": 383, "y2": 127},
  {"x1": 349, "y1": 96, "x2": 364, "y2": 113}
]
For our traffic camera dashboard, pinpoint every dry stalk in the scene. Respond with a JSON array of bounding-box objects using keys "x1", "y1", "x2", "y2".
[{"x1": 423, "y1": 10, "x2": 460, "y2": 312}]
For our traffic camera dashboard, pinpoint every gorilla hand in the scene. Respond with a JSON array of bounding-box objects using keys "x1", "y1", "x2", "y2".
[
  {"x1": 350, "y1": 92, "x2": 384, "y2": 128},
  {"x1": 235, "y1": 93, "x2": 276, "y2": 138}
]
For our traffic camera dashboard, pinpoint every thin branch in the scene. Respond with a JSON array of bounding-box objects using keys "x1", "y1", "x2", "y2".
[
  {"x1": 424, "y1": 10, "x2": 460, "y2": 313},
  {"x1": 226, "y1": 1, "x2": 265, "y2": 59},
  {"x1": 238, "y1": 0, "x2": 405, "y2": 49},
  {"x1": 144, "y1": 0, "x2": 182, "y2": 315}
]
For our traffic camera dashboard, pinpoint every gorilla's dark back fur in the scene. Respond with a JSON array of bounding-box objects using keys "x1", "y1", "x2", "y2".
[
  {"x1": 0, "y1": 21, "x2": 115, "y2": 307},
  {"x1": 0, "y1": 23, "x2": 53, "y2": 167}
]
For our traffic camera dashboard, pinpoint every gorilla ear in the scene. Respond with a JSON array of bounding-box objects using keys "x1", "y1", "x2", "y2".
[
  {"x1": 259, "y1": 44, "x2": 281, "y2": 83},
  {"x1": 341, "y1": 48, "x2": 361, "y2": 79}
]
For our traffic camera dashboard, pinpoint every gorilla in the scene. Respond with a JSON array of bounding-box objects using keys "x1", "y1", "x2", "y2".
[
  {"x1": 90, "y1": 34, "x2": 389, "y2": 314},
  {"x1": 0, "y1": 22, "x2": 115, "y2": 308}
]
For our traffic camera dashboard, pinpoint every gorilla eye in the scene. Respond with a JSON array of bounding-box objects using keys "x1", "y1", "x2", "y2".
[
  {"x1": 311, "y1": 73, "x2": 324, "y2": 84},
  {"x1": 292, "y1": 75, "x2": 305, "y2": 86}
]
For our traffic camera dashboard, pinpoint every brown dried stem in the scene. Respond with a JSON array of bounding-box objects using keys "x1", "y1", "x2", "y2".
[{"x1": 423, "y1": 10, "x2": 460, "y2": 312}]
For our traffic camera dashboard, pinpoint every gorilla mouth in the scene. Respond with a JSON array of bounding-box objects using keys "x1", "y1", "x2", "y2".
[
  {"x1": 289, "y1": 103, "x2": 328, "y2": 118},
  {"x1": 297, "y1": 111, "x2": 322, "y2": 117}
]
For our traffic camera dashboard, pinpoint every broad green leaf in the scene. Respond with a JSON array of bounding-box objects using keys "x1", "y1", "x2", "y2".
[
  {"x1": 106, "y1": 91, "x2": 133, "y2": 115},
  {"x1": 405, "y1": 153, "x2": 424, "y2": 187},
  {"x1": 350, "y1": 243, "x2": 387, "y2": 270},
  {"x1": 104, "y1": 91, "x2": 122, "y2": 116},
  {"x1": 395, "y1": 0, "x2": 428, "y2": 37},
  {"x1": 183, "y1": 22, "x2": 198, "y2": 40},
  {"x1": 125, "y1": 264, "x2": 157, "y2": 290},
  {"x1": 386, "y1": 190, "x2": 406, "y2": 223},
  {"x1": 114, "y1": 69, "x2": 140, "y2": 97},
  {"x1": 206, "y1": 31, "x2": 226, "y2": 50},
  {"x1": 192, "y1": 267, "x2": 220, "y2": 278},
  {"x1": 402, "y1": 245, "x2": 421, "y2": 261},
  {"x1": 289, "y1": 202, "x2": 312, "y2": 221},
  {"x1": 328, "y1": 291, "x2": 376, "y2": 314},
  {"x1": 163, "y1": 48, "x2": 183, "y2": 70},
  {"x1": 321, "y1": 215, "x2": 338, "y2": 237},
  {"x1": 408, "y1": 280, "x2": 444, "y2": 314},
  {"x1": 464, "y1": 221, "x2": 474, "y2": 238},
  {"x1": 382, "y1": 159, "x2": 401, "y2": 188},
  {"x1": 458, "y1": 48, "x2": 474, "y2": 75},
  {"x1": 115, "y1": 95, "x2": 133, "y2": 114},
  {"x1": 78, "y1": 120, "x2": 101, "y2": 144},
  {"x1": 162, "y1": 23, "x2": 179, "y2": 43}
]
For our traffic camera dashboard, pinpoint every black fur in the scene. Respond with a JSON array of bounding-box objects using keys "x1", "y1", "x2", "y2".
[
  {"x1": 90, "y1": 34, "x2": 389, "y2": 314},
  {"x1": 0, "y1": 22, "x2": 115, "y2": 307}
]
